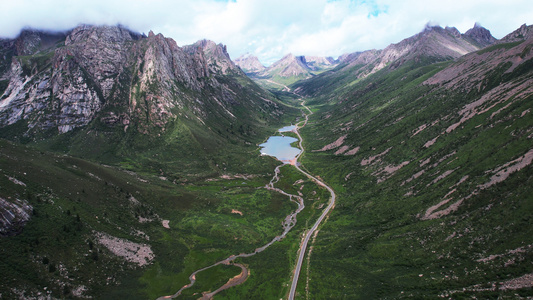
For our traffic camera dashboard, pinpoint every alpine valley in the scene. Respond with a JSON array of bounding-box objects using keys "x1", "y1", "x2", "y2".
[{"x1": 0, "y1": 21, "x2": 532, "y2": 299}]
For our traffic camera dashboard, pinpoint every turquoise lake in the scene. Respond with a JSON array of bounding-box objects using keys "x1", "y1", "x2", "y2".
[{"x1": 259, "y1": 136, "x2": 301, "y2": 163}]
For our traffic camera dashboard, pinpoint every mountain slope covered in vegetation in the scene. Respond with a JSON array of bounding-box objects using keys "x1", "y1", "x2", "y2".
[{"x1": 291, "y1": 24, "x2": 533, "y2": 299}]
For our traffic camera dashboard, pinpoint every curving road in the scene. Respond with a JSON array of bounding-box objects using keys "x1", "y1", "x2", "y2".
[
  {"x1": 156, "y1": 97, "x2": 334, "y2": 300},
  {"x1": 288, "y1": 100, "x2": 336, "y2": 300}
]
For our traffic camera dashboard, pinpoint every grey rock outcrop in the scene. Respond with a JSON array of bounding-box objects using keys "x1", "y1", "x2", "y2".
[{"x1": 0, "y1": 197, "x2": 32, "y2": 236}]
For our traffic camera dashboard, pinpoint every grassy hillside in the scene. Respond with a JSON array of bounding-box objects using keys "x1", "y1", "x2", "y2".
[
  {"x1": 0, "y1": 129, "x2": 333, "y2": 299},
  {"x1": 292, "y1": 39, "x2": 533, "y2": 298}
]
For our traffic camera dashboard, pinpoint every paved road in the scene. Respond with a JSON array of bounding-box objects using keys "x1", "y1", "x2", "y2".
[{"x1": 288, "y1": 101, "x2": 336, "y2": 300}]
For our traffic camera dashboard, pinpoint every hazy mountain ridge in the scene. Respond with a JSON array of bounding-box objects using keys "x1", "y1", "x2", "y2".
[{"x1": 352, "y1": 24, "x2": 495, "y2": 77}]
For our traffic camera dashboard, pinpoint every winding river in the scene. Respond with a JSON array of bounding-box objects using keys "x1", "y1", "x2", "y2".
[{"x1": 157, "y1": 99, "x2": 336, "y2": 300}]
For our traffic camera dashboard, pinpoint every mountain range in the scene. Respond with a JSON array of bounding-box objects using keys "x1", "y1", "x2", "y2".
[
  {"x1": 1, "y1": 22, "x2": 532, "y2": 299},
  {"x1": 235, "y1": 53, "x2": 339, "y2": 90}
]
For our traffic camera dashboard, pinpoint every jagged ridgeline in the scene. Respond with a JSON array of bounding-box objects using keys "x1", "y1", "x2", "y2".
[
  {"x1": 0, "y1": 25, "x2": 297, "y2": 174},
  {"x1": 290, "y1": 24, "x2": 533, "y2": 298}
]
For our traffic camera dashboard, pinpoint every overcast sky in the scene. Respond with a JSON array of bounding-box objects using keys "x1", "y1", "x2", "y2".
[{"x1": 1, "y1": 0, "x2": 532, "y2": 65}]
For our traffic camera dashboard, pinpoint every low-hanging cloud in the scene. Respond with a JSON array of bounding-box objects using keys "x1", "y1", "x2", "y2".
[{"x1": 1, "y1": 0, "x2": 532, "y2": 66}]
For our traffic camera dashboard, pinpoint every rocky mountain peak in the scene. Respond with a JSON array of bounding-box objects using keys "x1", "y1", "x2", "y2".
[
  {"x1": 274, "y1": 53, "x2": 306, "y2": 66},
  {"x1": 445, "y1": 26, "x2": 461, "y2": 38},
  {"x1": 234, "y1": 53, "x2": 265, "y2": 73},
  {"x1": 261, "y1": 53, "x2": 312, "y2": 78},
  {"x1": 9, "y1": 29, "x2": 67, "y2": 56},
  {"x1": 183, "y1": 39, "x2": 240, "y2": 75},
  {"x1": 499, "y1": 23, "x2": 533, "y2": 43},
  {"x1": 464, "y1": 23, "x2": 497, "y2": 47},
  {"x1": 65, "y1": 24, "x2": 141, "y2": 46},
  {"x1": 334, "y1": 23, "x2": 495, "y2": 82}
]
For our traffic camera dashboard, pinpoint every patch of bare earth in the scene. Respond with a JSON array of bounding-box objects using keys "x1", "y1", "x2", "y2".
[
  {"x1": 344, "y1": 146, "x2": 360, "y2": 155},
  {"x1": 421, "y1": 149, "x2": 533, "y2": 220},
  {"x1": 231, "y1": 209, "x2": 243, "y2": 216},
  {"x1": 375, "y1": 161, "x2": 410, "y2": 183},
  {"x1": 427, "y1": 168, "x2": 458, "y2": 186},
  {"x1": 480, "y1": 148, "x2": 533, "y2": 189},
  {"x1": 201, "y1": 263, "x2": 249, "y2": 299},
  {"x1": 442, "y1": 273, "x2": 533, "y2": 297},
  {"x1": 334, "y1": 145, "x2": 351, "y2": 155},
  {"x1": 5, "y1": 175, "x2": 26, "y2": 186},
  {"x1": 361, "y1": 147, "x2": 391, "y2": 166},
  {"x1": 162, "y1": 220, "x2": 170, "y2": 229},
  {"x1": 314, "y1": 134, "x2": 347, "y2": 151},
  {"x1": 477, "y1": 244, "x2": 532, "y2": 264},
  {"x1": 95, "y1": 232, "x2": 154, "y2": 267},
  {"x1": 411, "y1": 120, "x2": 440, "y2": 137},
  {"x1": 206, "y1": 174, "x2": 256, "y2": 182},
  {"x1": 401, "y1": 170, "x2": 425, "y2": 186}
]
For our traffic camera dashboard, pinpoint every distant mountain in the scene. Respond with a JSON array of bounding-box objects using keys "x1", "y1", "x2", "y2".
[
  {"x1": 261, "y1": 53, "x2": 312, "y2": 78},
  {"x1": 361, "y1": 24, "x2": 496, "y2": 73},
  {"x1": 498, "y1": 23, "x2": 533, "y2": 43},
  {"x1": 463, "y1": 23, "x2": 497, "y2": 47},
  {"x1": 303, "y1": 56, "x2": 338, "y2": 71},
  {"x1": 245, "y1": 53, "x2": 339, "y2": 90},
  {"x1": 234, "y1": 53, "x2": 266, "y2": 73}
]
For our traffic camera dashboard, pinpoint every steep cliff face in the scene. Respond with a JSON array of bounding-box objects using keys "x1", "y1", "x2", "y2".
[
  {"x1": 0, "y1": 25, "x2": 285, "y2": 143},
  {"x1": 0, "y1": 25, "x2": 139, "y2": 134}
]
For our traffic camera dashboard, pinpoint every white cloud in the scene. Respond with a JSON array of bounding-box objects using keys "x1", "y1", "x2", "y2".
[{"x1": 1, "y1": 0, "x2": 532, "y2": 66}]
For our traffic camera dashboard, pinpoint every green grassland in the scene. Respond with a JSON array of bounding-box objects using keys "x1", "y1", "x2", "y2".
[{"x1": 0, "y1": 129, "x2": 330, "y2": 299}]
